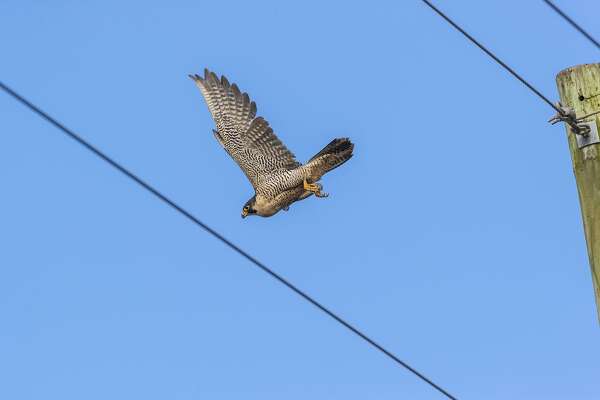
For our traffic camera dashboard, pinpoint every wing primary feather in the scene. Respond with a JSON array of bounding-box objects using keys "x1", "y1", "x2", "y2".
[
  {"x1": 191, "y1": 69, "x2": 301, "y2": 190},
  {"x1": 221, "y1": 75, "x2": 230, "y2": 88}
]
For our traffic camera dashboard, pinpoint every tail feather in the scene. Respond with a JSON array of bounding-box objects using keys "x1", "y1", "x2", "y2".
[{"x1": 307, "y1": 138, "x2": 354, "y2": 179}]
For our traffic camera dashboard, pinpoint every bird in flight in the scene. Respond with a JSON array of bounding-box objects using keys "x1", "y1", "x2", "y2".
[{"x1": 189, "y1": 69, "x2": 354, "y2": 218}]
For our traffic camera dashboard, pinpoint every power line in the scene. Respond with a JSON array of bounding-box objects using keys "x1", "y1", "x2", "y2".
[
  {"x1": 0, "y1": 80, "x2": 459, "y2": 400},
  {"x1": 420, "y1": 0, "x2": 582, "y2": 133},
  {"x1": 542, "y1": 0, "x2": 600, "y2": 51}
]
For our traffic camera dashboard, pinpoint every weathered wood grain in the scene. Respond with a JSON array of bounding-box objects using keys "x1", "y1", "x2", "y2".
[{"x1": 556, "y1": 63, "x2": 600, "y2": 323}]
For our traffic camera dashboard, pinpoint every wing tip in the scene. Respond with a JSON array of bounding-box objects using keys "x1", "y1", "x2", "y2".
[{"x1": 189, "y1": 72, "x2": 208, "y2": 87}]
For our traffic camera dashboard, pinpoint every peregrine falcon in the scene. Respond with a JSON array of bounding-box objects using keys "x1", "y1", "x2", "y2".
[{"x1": 189, "y1": 69, "x2": 354, "y2": 218}]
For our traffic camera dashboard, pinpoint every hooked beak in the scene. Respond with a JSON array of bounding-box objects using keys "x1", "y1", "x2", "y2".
[{"x1": 241, "y1": 209, "x2": 249, "y2": 218}]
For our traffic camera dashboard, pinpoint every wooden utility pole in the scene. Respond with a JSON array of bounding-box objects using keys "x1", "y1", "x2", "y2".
[{"x1": 556, "y1": 63, "x2": 600, "y2": 322}]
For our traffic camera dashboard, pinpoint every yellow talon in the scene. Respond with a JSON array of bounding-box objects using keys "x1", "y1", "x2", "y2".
[
  {"x1": 303, "y1": 179, "x2": 319, "y2": 192},
  {"x1": 303, "y1": 179, "x2": 329, "y2": 198}
]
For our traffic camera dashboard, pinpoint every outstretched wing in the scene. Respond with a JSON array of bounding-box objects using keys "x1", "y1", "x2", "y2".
[{"x1": 190, "y1": 69, "x2": 300, "y2": 190}]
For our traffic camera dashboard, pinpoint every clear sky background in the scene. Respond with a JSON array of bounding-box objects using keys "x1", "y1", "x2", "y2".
[{"x1": 1, "y1": 1, "x2": 599, "y2": 399}]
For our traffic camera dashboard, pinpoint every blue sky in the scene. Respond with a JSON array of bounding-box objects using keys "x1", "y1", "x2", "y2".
[{"x1": 1, "y1": 1, "x2": 599, "y2": 399}]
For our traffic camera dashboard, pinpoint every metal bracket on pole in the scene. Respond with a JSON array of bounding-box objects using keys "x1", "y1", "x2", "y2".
[
  {"x1": 575, "y1": 119, "x2": 600, "y2": 149},
  {"x1": 549, "y1": 102, "x2": 600, "y2": 147}
]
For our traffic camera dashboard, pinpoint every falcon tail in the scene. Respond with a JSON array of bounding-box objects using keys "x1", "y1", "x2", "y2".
[{"x1": 308, "y1": 138, "x2": 354, "y2": 176}]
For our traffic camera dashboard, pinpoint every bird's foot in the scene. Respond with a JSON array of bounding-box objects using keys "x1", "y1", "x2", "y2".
[{"x1": 303, "y1": 179, "x2": 329, "y2": 198}]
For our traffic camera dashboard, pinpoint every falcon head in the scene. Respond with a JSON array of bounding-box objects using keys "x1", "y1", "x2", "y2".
[{"x1": 241, "y1": 196, "x2": 257, "y2": 218}]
